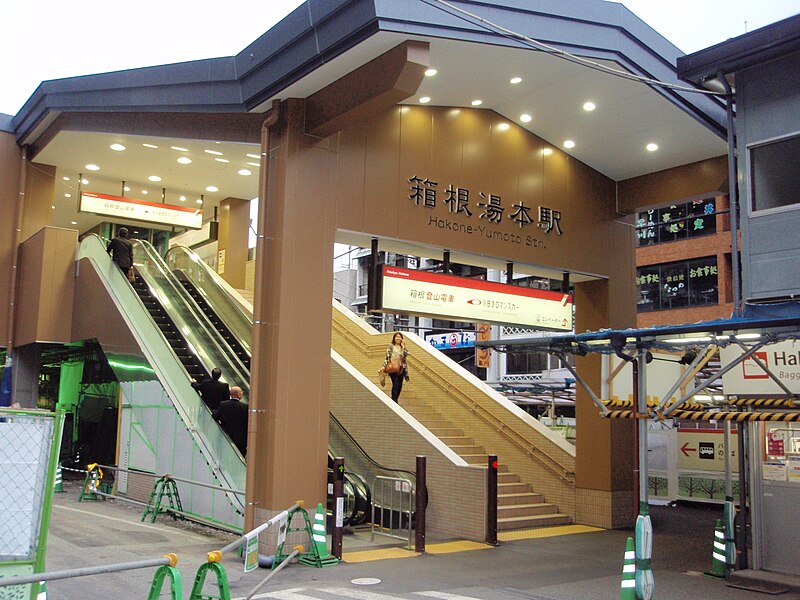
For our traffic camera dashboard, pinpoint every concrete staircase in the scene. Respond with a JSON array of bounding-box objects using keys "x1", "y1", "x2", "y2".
[{"x1": 401, "y1": 394, "x2": 571, "y2": 530}]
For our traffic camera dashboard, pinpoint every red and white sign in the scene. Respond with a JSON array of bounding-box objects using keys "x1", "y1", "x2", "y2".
[
  {"x1": 380, "y1": 266, "x2": 573, "y2": 330},
  {"x1": 80, "y1": 191, "x2": 203, "y2": 229},
  {"x1": 721, "y1": 340, "x2": 800, "y2": 394},
  {"x1": 767, "y1": 431, "x2": 785, "y2": 458}
]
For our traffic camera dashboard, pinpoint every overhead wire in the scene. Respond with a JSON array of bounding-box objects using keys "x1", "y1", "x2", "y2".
[{"x1": 424, "y1": 0, "x2": 725, "y2": 97}]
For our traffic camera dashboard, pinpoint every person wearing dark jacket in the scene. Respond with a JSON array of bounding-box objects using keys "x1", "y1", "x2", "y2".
[
  {"x1": 107, "y1": 227, "x2": 134, "y2": 274},
  {"x1": 191, "y1": 367, "x2": 229, "y2": 412},
  {"x1": 213, "y1": 386, "x2": 248, "y2": 456}
]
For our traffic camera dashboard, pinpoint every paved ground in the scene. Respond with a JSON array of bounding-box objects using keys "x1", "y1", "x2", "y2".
[{"x1": 34, "y1": 482, "x2": 800, "y2": 599}]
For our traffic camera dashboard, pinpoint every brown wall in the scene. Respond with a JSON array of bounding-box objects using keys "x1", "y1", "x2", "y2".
[
  {"x1": 334, "y1": 106, "x2": 625, "y2": 279},
  {"x1": 14, "y1": 227, "x2": 77, "y2": 346},
  {"x1": 0, "y1": 133, "x2": 22, "y2": 346},
  {"x1": 216, "y1": 197, "x2": 249, "y2": 289},
  {"x1": 22, "y1": 162, "x2": 56, "y2": 242}
]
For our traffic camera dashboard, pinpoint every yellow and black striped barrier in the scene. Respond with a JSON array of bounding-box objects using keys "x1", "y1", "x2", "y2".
[
  {"x1": 725, "y1": 398, "x2": 798, "y2": 408},
  {"x1": 602, "y1": 399, "x2": 706, "y2": 412},
  {"x1": 602, "y1": 409, "x2": 800, "y2": 421}
]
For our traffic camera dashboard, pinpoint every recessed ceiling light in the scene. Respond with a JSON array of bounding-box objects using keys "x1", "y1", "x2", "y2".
[
  {"x1": 110, "y1": 143, "x2": 126, "y2": 151},
  {"x1": 64, "y1": 193, "x2": 71, "y2": 198},
  {"x1": 646, "y1": 143, "x2": 659, "y2": 152},
  {"x1": 510, "y1": 76, "x2": 522, "y2": 84},
  {"x1": 81, "y1": 178, "x2": 89, "y2": 185},
  {"x1": 419, "y1": 96, "x2": 431, "y2": 104},
  {"x1": 204, "y1": 149, "x2": 224, "y2": 156},
  {"x1": 51, "y1": 205, "x2": 55, "y2": 209},
  {"x1": 148, "y1": 175, "x2": 162, "y2": 182},
  {"x1": 425, "y1": 68, "x2": 438, "y2": 77},
  {"x1": 563, "y1": 140, "x2": 576, "y2": 149},
  {"x1": 246, "y1": 153, "x2": 260, "y2": 160},
  {"x1": 206, "y1": 186, "x2": 219, "y2": 192},
  {"x1": 143, "y1": 143, "x2": 158, "y2": 149},
  {"x1": 177, "y1": 157, "x2": 192, "y2": 165},
  {"x1": 214, "y1": 158, "x2": 230, "y2": 163},
  {"x1": 179, "y1": 195, "x2": 187, "y2": 202},
  {"x1": 62, "y1": 176, "x2": 70, "y2": 181},
  {"x1": 85, "y1": 164, "x2": 100, "y2": 171},
  {"x1": 71, "y1": 221, "x2": 77, "y2": 225},
  {"x1": 520, "y1": 113, "x2": 532, "y2": 123},
  {"x1": 583, "y1": 101, "x2": 596, "y2": 112},
  {"x1": 471, "y1": 99, "x2": 483, "y2": 107},
  {"x1": 246, "y1": 162, "x2": 260, "y2": 168},
  {"x1": 123, "y1": 186, "x2": 130, "y2": 192},
  {"x1": 196, "y1": 199, "x2": 203, "y2": 205},
  {"x1": 542, "y1": 148, "x2": 553, "y2": 156},
  {"x1": 238, "y1": 169, "x2": 252, "y2": 176},
  {"x1": 497, "y1": 123, "x2": 510, "y2": 131},
  {"x1": 171, "y1": 146, "x2": 189, "y2": 152},
  {"x1": 141, "y1": 190, "x2": 149, "y2": 195}
]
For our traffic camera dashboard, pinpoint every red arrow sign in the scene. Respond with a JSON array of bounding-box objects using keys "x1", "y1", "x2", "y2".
[{"x1": 681, "y1": 442, "x2": 697, "y2": 457}]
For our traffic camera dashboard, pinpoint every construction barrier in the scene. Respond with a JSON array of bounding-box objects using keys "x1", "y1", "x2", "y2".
[
  {"x1": 78, "y1": 463, "x2": 103, "y2": 501},
  {"x1": 726, "y1": 398, "x2": 798, "y2": 408},
  {"x1": 298, "y1": 503, "x2": 339, "y2": 568},
  {"x1": 53, "y1": 465, "x2": 63, "y2": 493},
  {"x1": 602, "y1": 409, "x2": 800, "y2": 421},
  {"x1": 142, "y1": 476, "x2": 184, "y2": 523},
  {"x1": 619, "y1": 537, "x2": 636, "y2": 599},
  {"x1": 705, "y1": 519, "x2": 727, "y2": 578}
]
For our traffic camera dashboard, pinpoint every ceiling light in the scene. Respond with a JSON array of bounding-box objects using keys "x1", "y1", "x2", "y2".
[
  {"x1": 520, "y1": 113, "x2": 532, "y2": 123},
  {"x1": 123, "y1": 186, "x2": 130, "y2": 192},
  {"x1": 64, "y1": 193, "x2": 71, "y2": 198},
  {"x1": 110, "y1": 143, "x2": 126, "y2": 151},
  {"x1": 246, "y1": 153, "x2": 260, "y2": 159},
  {"x1": 510, "y1": 76, "x2": 522, "y2": 84},
  {"x1": 81, "y1": 178, "x2": 89, "y2": 185},
  {"x1": 497, "y1": 123, "x2": 510, "y2": 131},
  {"x1": 238, "y1": 169, "x2": 252, "y2": 176},
  {"x1": 419, "y1": 96, "x2": 431, "y2": 104},
  {"x1": 143, "y1": 143, "x2": 158, "y2": 149},
  {"x1": 563, "y1": 140, "x2": 575, "y2": 149},
  {"x1": 71, "y1": 221, "x2": 77, "y2": 225},
  {"x1": 196, "y1": 199, "x2": 203, "y2": 205},
  {"x1": 85, "y1": 164, "x2": 100, "y2": 171},
  {"x1": 141, "y1": 190, "x2": 149, "y2": 195},
  {"x1": 735, "y1": 333, "x2": 762, "y2": 340},
  {"x1": 246, "y1": 162, "x2": 260, "y2": 168},
  {"x1": 471, "y1": 99, "x2": 483, "y2": 106},
  {"x1": 177, "y1": 157, "x2": 192, "y2": 164},
  {"x1": 542, "y1": 148, "x2": 553, "y2": 156},
  {"x1": 148, "y1": 175, "x2": 162, "y2": 182},
  {"x1": 51, "y1": 205, "x2": 55, "y2": 209},
  {"x1": 583, "y1": 101, "x2": 596, "y2": 112},
  {"x1": 204, "y1": 149, "x2": 224, "y2": 156},
  {"x1": 62, "y1": 176, "x2": 70, "y2": 181},
  {"x1": 425, "y1": 68, "x2": 438, "y2": 77},
  {"x1": 171, "y1": 146, "x2": 189, "y2": 152},
  {"x1": 205, "y1": 186, "x2": 219, "y2": 192},
  {"x1": 179, "y1": 195, "x2": 187, "y2": 202},
  {"x1": 214, "y1": 158, "x2": 229, "y2": 163},
  {"x1": 646, "y1": 143, "x2": 659, "y2": 152}
]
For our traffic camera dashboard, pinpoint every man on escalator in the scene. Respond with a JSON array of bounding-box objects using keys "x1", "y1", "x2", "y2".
[
  {"x1": 191, "y1": 367, "x2": 229, "y2": 412},
  {"x1": 213, "y1": 386, "x2": 248, "y2": 457},
  {"x1": 107, "y1": 227, "x2": 134, "y2": 282}
]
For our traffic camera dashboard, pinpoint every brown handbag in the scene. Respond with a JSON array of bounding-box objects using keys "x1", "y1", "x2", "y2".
[{"x1": 384, "y1": 357, "x2": 402, "y2": 374}]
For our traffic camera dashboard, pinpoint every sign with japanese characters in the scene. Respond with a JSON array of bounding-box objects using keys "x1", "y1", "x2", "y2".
[
  {"x1": 425, "y1": 331, "x2": 476, "y2": 350},
  {"x1": 380, "y1": 266, "x2": 573, "y2": 330},
  {"x1": 80, "y1": 191, "x2": 203, "y2": 229},
  {"x1": 408, "y1": 175, "x2": 563, "y2": 250},
  {"x1": 721, "y1": 339, "x2": 800, "y2": 394},
  {"x1": 677, "y1": 429, "x2": 738, "y2": 473}
]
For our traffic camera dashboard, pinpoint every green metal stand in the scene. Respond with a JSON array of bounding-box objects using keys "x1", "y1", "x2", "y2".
[
  {"x1": 188, "y1": 561, "x2": 231, "y2": 600},
  {"x1": 142, "y1": 476, "x2": 184, "y2": 523},
  {"x1": 146, "y1": 565, "x2": 183, "y2": 600}
]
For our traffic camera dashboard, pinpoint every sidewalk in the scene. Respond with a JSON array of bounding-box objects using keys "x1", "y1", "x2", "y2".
[{"x1": 41, "y1": 482, "x2": 800, "y2": 599}]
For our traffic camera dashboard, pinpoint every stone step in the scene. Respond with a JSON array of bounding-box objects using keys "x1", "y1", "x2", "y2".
[
  {"x1": 460, "y1": 454, "x2": 490, "y2": 464},
  {"x1": 497, "y1": 482, "x2": 532, "y2": 495},
  {"x1": 416, "y1": 419, "x2": 455, "y2": 430},
  {"x1": 426, "y1": 427, "x2": 465, "y2": 438},
  {"x1": 497, "y1": 492, "x2": 545, "y2": 506},
  {"x1": 437, "y1": 436, "x2": 476, "y2": 446},
  {"x1": 451, "y1": 445, "x2": 485, "y2": 456},
  {"x1": 498, "y1": 503, "x2": 561, "y2": 518},
  {"x1": 497, "y1": 472, "x2": 519, "y2": 484},
  {"x1": 497, "y1": 513, "x2": 572, "y2": 530}
]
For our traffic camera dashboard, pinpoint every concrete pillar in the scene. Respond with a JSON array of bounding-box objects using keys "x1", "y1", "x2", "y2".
[
  {"x1": 246, "y1": 99, "x2": 337, "y2": 548},
  {"x1": 11, "y1": 343, "x2": 40, "y2": 408},
  {"x1": 216, "y1": 197, "x2": 250, "y2": 289}
]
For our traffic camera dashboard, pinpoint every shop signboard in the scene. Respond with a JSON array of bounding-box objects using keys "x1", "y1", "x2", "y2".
[
  {"x1": 380, "y1": 266, "x2": 572, "y2": 330},
  {"x1": 80, "y1": 191, "x2": 203, "y2": 229},
  {"x1": 425, "y1": 331, "x2": 476, "y2": 350},
  {"x1": 676, "y1": 428, "x2": 738, "y2": 473},
  {"x1": 721, "y1": 339, "x2": 800, "y2": 394},
  {"x1": 476, "y1": 323, "x2": 491, "y2": 368}
]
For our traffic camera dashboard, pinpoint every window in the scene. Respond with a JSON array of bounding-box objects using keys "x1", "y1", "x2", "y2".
[
  {"x1": 506, "y1": 352, "x2": 549, "y2": 374},
  {"x1": 751, "y1": 134, "x2": 800, "y2": 212},
  {"x1": 636, "y1": 257, "x2": 718, "y2": 312},
  {"x1": 636, "y1": 198, "x2": 716, "y2": 246}
]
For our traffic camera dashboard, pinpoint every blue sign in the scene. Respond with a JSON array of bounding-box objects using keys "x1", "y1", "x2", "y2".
[{"x1": 425, "y1": 331, "x2": 476, "y2": 350}]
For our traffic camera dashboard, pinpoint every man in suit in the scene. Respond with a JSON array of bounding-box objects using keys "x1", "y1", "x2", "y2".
[
  {"x1": 107, "y1": 227, "x2": 134, "y2": 276},
  {"x1": 213, "y1": 386, "x2": 248, "y2": 457},
  {"x1": 191, "y1": 367, "x2": 229, "y2": 412}
]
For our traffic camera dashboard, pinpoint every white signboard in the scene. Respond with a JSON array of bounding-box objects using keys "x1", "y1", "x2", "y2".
[
  {"x1": 80, "y1": 191, "x2": 203, "y2": 229},
  {"x1": 721, "y1": 339, "x2": 800, "y2": 394},
  {"x1": 381, "y1": 266, "x2": 572, "y2": 330}
]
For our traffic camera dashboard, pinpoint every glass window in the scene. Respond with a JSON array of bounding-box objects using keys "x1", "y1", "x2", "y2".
[
  {"x1": 637, "y1": 198, "x2": 716, "y2": 246},
  {"x1": 636, "y1": 257, "x2": 718, "y2": 312},
  {"x1": 751, "y1": 134, "x2": 800, "y2": 212},
  {"x1": 506, "y1": 352, "x2": 549, "y2": 374}
]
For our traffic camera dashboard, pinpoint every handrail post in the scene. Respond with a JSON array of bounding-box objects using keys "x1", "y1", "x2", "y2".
[
  {"x1": 331, "y1": 457, "x2": 344, "y2": 559},
  {"x1": 415, "y1": 456, "x2": 426, "y2": 553},
  {"x1": 486, "y1": 454, "x2": 498, "y2": 546}
]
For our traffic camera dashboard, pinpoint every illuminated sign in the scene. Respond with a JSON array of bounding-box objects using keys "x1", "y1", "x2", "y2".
[
  {"x1": 380, "y1": 266, "x2": 572, "y2": 330},
  {"x1": 80, "y1": 191, "x2": 203, "y2": 229},
  {"x1": 425, "y1": 331, "x2": 476, "y2": 350},
  {"x1": 721, "y1": 340, "x2": 800, "y2": 394}
]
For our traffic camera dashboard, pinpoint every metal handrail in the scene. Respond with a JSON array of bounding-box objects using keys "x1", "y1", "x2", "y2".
[
  {"x1": 0, "y1": 555, "x2": 178, "y2": 588},
  {"x1": 95, "y1": 464, "x2": 244, "y2": 496},
  {"x1": 332, "y1": 316, "x2": 576, "y2": 484}
]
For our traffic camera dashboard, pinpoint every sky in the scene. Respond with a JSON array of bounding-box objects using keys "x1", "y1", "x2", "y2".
[{"x1": 1, "y1": 0, "x2": 798, "y2": 116}]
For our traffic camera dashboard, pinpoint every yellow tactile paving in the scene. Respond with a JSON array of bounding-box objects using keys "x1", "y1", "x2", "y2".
[
  {"x1": 426, "y1": 540, "x2": 491, "y2": 554},
  {"x1": 498, "y1": 524, "x2": 604, "y2": 541},
  {"x1": 342, "y1": 547, "x2": 420, "y2": 563}
]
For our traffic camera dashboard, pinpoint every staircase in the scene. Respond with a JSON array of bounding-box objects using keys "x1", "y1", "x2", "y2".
[{"x1": 330, "y1": 303, "x2": 575, "y2": 530}]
